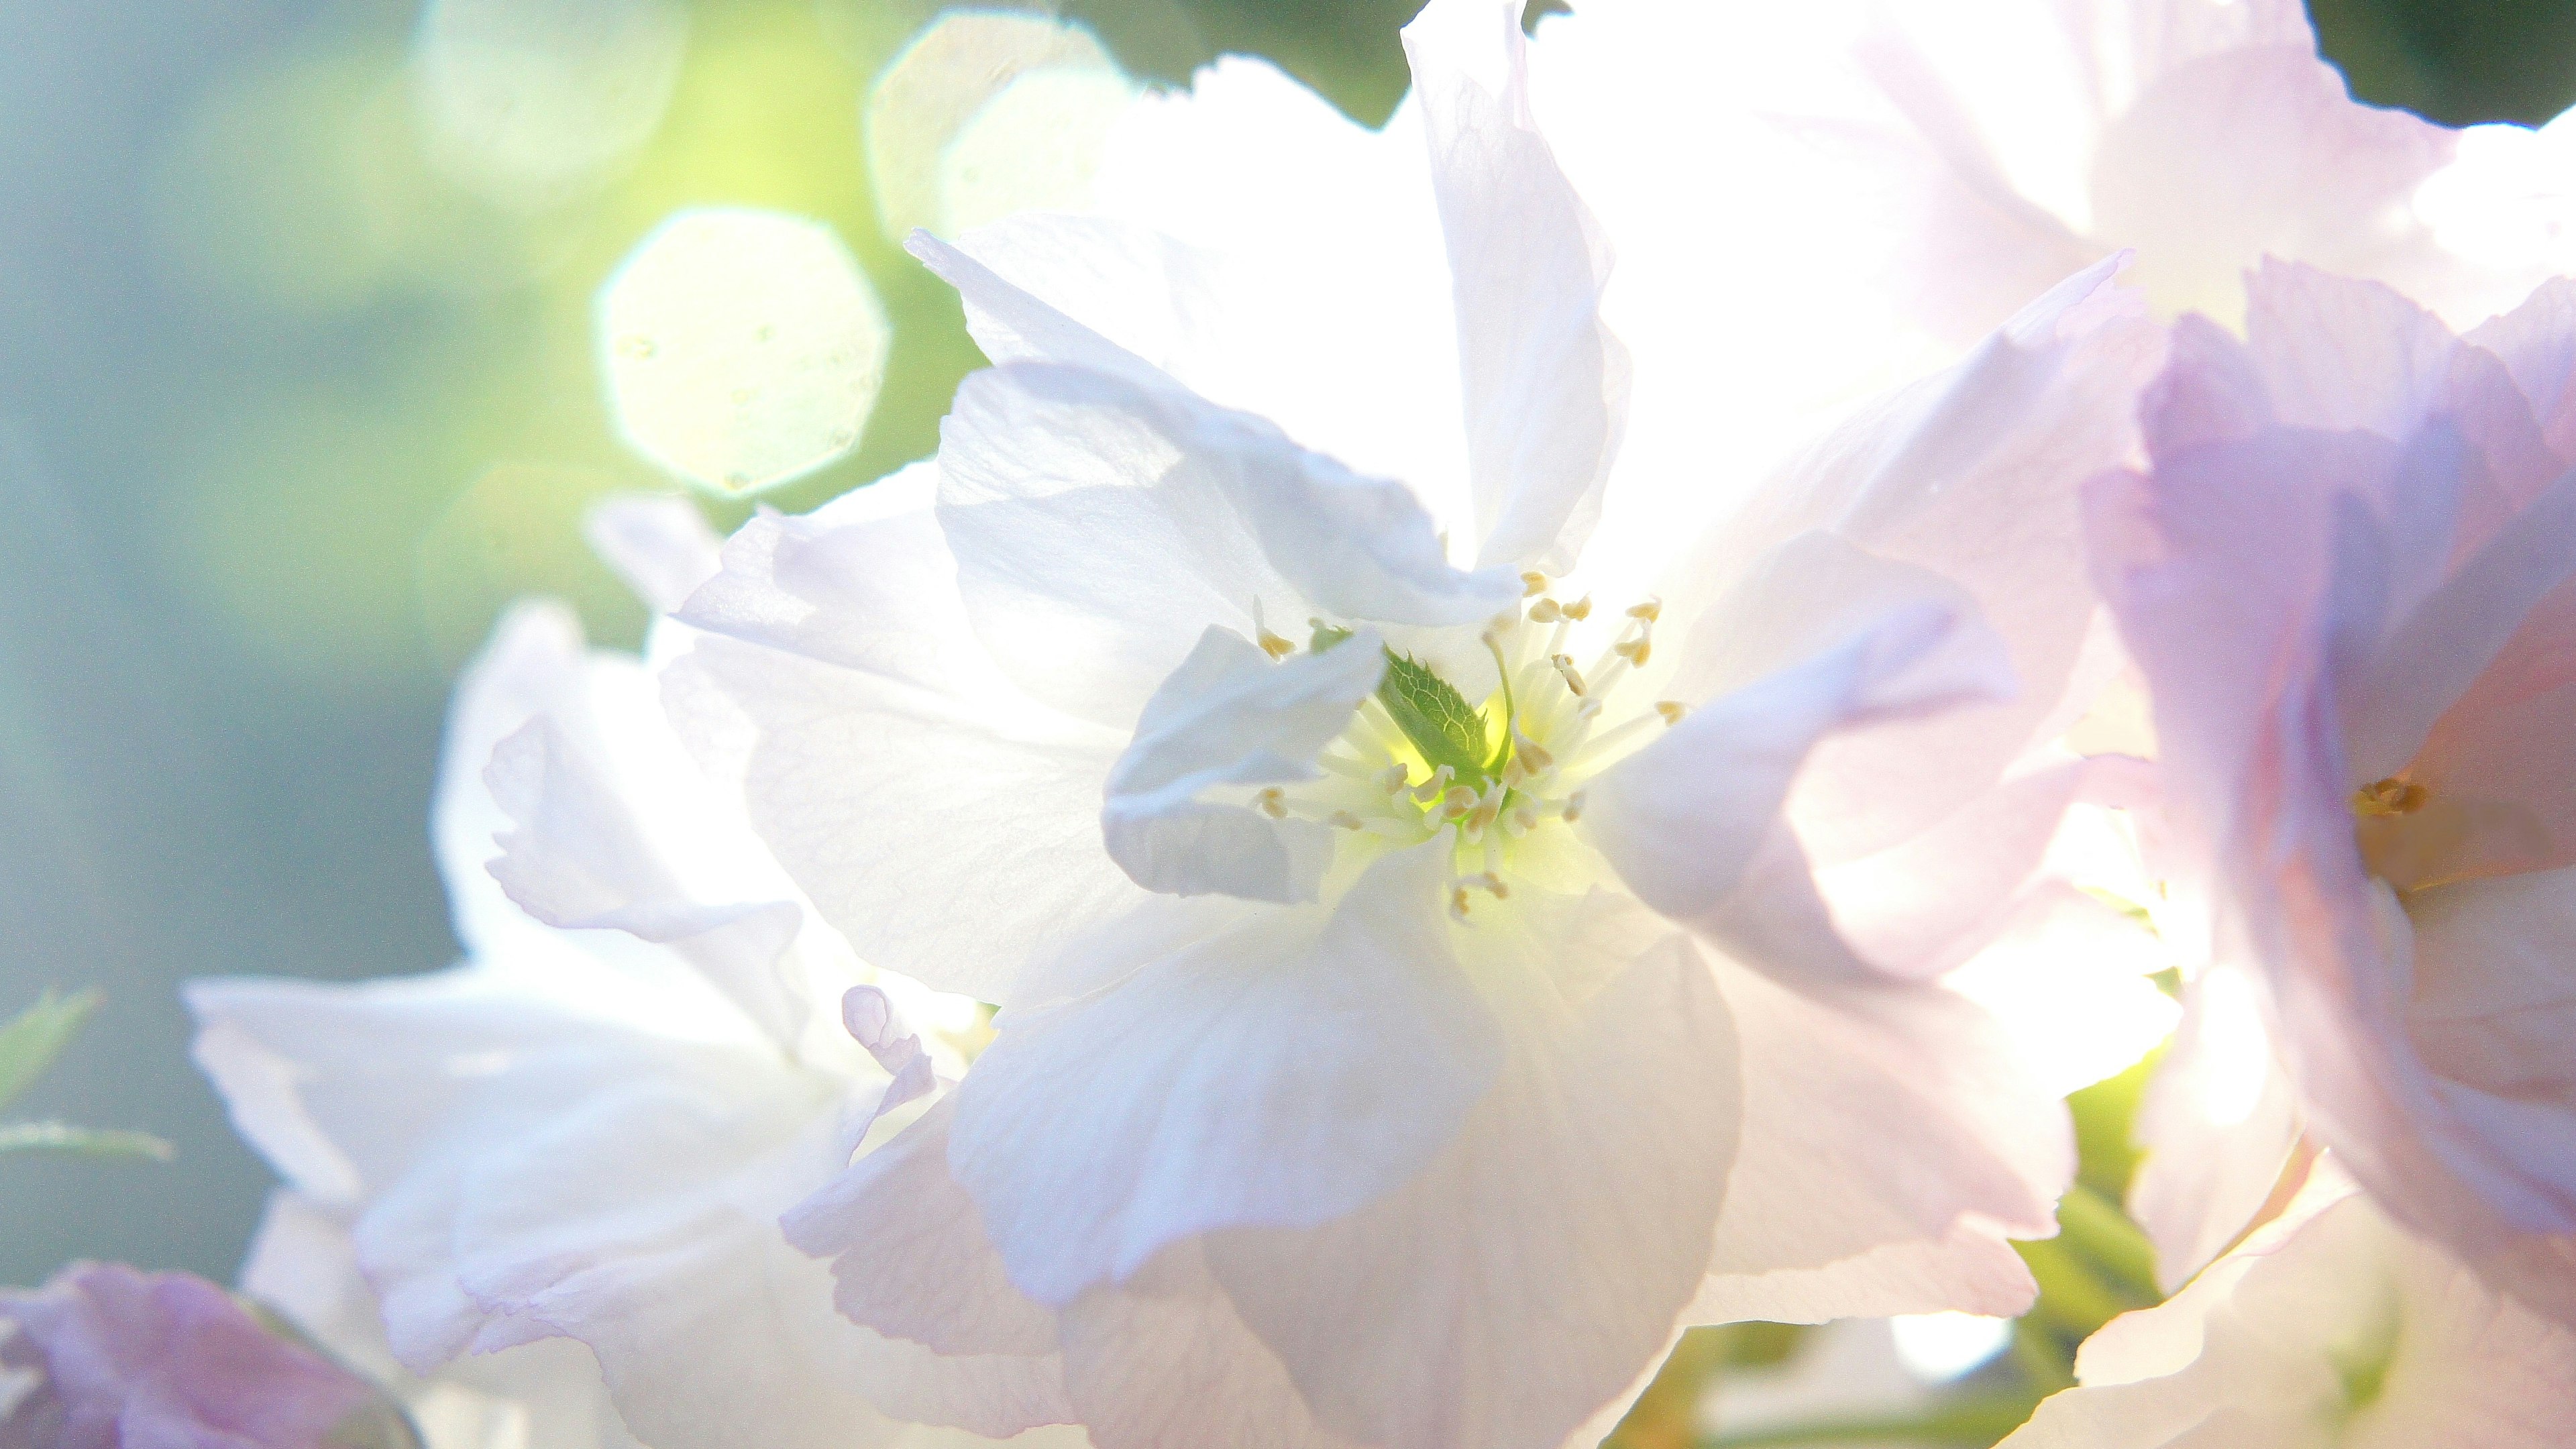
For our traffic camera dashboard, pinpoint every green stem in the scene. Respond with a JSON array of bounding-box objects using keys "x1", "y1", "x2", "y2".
[{"x1": 2055, "y1": 1184, "x2": 2161, "y2": 1300}]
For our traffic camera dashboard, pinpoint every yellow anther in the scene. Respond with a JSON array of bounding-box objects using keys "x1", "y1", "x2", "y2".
[
  {"x1": 1377, "y1": 763, "x2": 1411, "y2": 794},
  {"x1": 1562, "y1": 596, "x2": 1593, "y2": 622},
  {"x1": 1450, "y1": 887, "x2": 1474, "y2": 920},
  {"x1": 1326, "y1": 810, "x2": 1365, "y2": 830},
  {"x1": 1411, "y1": 764, "x2": 1455, "y2": 802},
  {"x1": 1440, "y1": 785, "x2": 1478, "y2": 818},
  {"x1": 1627, "y1": 598, "x2": 1662, "y2": 622},
  {"x1": 1613, "y1": 635, "x2": 1653, "y2": 667},
  {"x1": 1560, "y1": 790, "x2": 1587, "y2": 824},
  {"x1": 1528, "y1": 597, "x2": 1564, "y2": 624},
  {"x1": 1512, "y1": 730, "x2": 1554, "y2": 772},
  {"x1": 1655, "y1": 700, "x2": 1687, "y2": 725},
  {"x1": 1521, "y1": 571, "x2": 1549, "y2": 598},
  {"x1": 1552, "y1": 655, "x2": 1587, "y2": 696},
  {"x1": 1257, "y1": 630, "x2": 1295, "y2": 660},
  {"x1": 2352, "y1": 777, "x2": 2428, "y2": 818},
  {"x1": 1254, "y1": 787, "x2": 1289, "y2": 820}
]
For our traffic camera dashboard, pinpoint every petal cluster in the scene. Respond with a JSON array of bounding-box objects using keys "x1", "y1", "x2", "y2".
[{"x1": 178, "y1": 0, "x2": 2576, "y2": 1445}]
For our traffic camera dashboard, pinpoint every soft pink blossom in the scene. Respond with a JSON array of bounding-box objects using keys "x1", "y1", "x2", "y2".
[
  {"x1": 0, "y1": 1263, "x2": 377, "y2": 1449},
  {"x1": 2094, "y1": 260, "x2": 2576, "y2": 1315}
]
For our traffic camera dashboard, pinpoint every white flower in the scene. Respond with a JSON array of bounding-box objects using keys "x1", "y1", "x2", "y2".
[
  {"x1": 190, "y1": 498, "x2": 1089, "y2": 1449},
  {"x1": 241, "y1": 1190, "x2": 644, "y2": 1449},
  {"x1": 1999, "y1": 1163, "x2": 2576, "y2": 1447},
  {"x1": 674, "y1": 3, "x2": 2171, "y2": 1444}
]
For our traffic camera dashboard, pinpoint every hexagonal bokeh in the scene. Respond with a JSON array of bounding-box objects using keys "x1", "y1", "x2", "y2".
[
  {"x1": 412, "y1": 0, "x2": 690, "y2": 209},
  {"x1": 597, "y1": 207, "x2": 890, "y2": 496},
  {"x1": 938, "y1": 64, "x2": 1137, "y2": 236},
  {"x1": 864, "y1": 9, "x2": 1120, "y2": 241}
]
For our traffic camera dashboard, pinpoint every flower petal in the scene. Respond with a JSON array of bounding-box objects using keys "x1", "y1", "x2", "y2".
[
  {"x1": 670, "y1": 469, "x2": 1141, "y2": 1004},
  {"x1": 935, "y1": 362, "x2": 1519, "y2": 727},
  {"x1": 1103, "y1": 625, "x2": 1386, "y2": 902},
  {"x1": 1689, "y1": 963, "x2": 2063, "y2": 1322},
  {"x1": 189, "y1": 970, "x2": 1072, "y2": 1446},
  {"x1": 1589, "y1": 531, "x2": 2014, "y2": 942},
  {"x1": 948, "y1": 841, "x2": 1500, "y2": 1307},
  {"x1": 1401, "y1": 0, "x2": 1629, "y2": 573},
  {"x1": 1201, "y1": 888, "x2": 1739, "y2": 1449}
]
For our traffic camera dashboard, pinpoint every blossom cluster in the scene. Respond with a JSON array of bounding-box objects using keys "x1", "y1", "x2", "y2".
[{"x1": 23, "y1": 0, "x2": 2576, "y2": 1444}]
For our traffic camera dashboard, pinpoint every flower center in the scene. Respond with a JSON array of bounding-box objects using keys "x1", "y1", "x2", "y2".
[
  {"x1": 1254, "y1": 572, "x2": 1685, "y2": 920},
  {"x1": 2350, "y1": 776, "x2": 2427, "y2": 818}
]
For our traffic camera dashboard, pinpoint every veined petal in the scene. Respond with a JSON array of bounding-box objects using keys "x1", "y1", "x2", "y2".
[
  {"x1": 936, "y1": 362, "x2": 1519, "y2": 727},
  {"x1": 911, "y1": 229, "x2": 1172, "y2": 392},
  {"x1": 785, "y1": 1097, "x2": 1060, "y2": 1360},
  {"x1": 2003, "y1": 1180, "x2": 2576, "y2": 1448},
  {"x1": 187, "y1": 971, "x2": 1072, "y2": 1447},
  {"x1": 1103, "y1": 625, "x2": 1385, "y2": 902},
  {"x1": 1690, "y1": 963, "x2": 2063, "y2": 1322},
  {"x1": 1203, "y1": 887, "x2": 1739, "y2": 1449},
  {"x1": 1589, "y1": 531, "x2": 2015, "y2": 941},
  {"x1": 1402, "y1": 0, "x2": 1629, "y2": 573},
  {"x1": 947, "y1": 841, "x2": 1501, "y2": 1308},
  {"x1": 1057, "y1": 1243, "x2": 1364, "y2": 1449}
]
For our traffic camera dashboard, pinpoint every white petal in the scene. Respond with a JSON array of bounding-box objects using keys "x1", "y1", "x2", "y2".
[
  {"x1": 948, "y1": 841, "x2": 1501, "y2": 1306},
  {"x1": 1103, "y1": 626, "x2": 1384, "y2": 902},
  {"x1": 2004, "y1": 1185, "x2": 2576, "y2": 1448},
  {"x1": 1692, "y1": 963, "x2": 2065, "y2": 1322},
  {"x1": 935, "y1": 362, "x2": 1519, "y2": 727},
  {"x1": 585, "y1": 494, "x2": 722, "y2": 617},
  {"x1": 784, "y1": 1096, "x2": 1061, "y2": 1360},
  {"x1": 1056, "y1": 1242, "x2": 1364, "y2": 1449},
  {"x1": 190, "y1": 971, "x2": 1073, "y2": 1446},
  {"x1": 1589, "y1": 532, "x2": 2014, "y2": 941},
  {"x1": 2127, "y1": 965, "x2": 2306, "y2": 1291},
  {"x1": 910, "y1": 229, "x2": 1171, "y2": 391},
  {"x1": 1199, "y1": 889, "x2": 1737, "y2": 1449},
  {"x1": 1401, "y1": 0, "x2": 1629, "y2": 572},
  {"x1": 434, "y1": 602, "x2": 595, "y2": 953}
]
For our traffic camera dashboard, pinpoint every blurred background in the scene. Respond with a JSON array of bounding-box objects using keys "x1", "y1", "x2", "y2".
[{"x1": 0, "y1": 0, "x2": 2567, "y2": 1326}]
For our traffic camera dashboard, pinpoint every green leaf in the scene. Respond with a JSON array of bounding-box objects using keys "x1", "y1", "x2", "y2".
[
  {"x1": 0, "y1": 988, "x2": 101, "y2": 1113},
  {"x1": 1376, "y1": 650, "x2": 1493, "y2": 784},
  {"x1": 0, "y1": 1120, "x2": 173, "y2": 1161}
]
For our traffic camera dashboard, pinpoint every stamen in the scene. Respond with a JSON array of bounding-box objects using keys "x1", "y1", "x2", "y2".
[
  {"x1": 1254, "y1": 787, "x2": 1288, "y2": 820},
  {"x1": 1613, "y1": 635, "x2": 1652, "y2": 667},
  {"x1": 1450, "y1": 886, "x2": 1474, "y2": 921},
  {"x1": 1528, "y1": 597, "x2": 1564, "y2": 624},
  {"x1": 1562, "y1": 596, "x2": 1593, "y2": 622},
  {"x1": 1627, "y1": 598, "x2": 1662, "y2": 623},
  {"x1": 1512, "y1": 729, "x2": 1554, "y2": 773},
  {"x1": 1559, "y1": 790, "x2": 1587, "y2": 824},
  {"x1": 1656, "y1": 700, "x2": 1686, "y2": 724},
  {"x1": 1326, "y1": 810, "x2": 1366, "y2": 830},
  {"x1": 1552, "y1": 655, "x2": 1587, "y2": 696},
  {"x1": 1521, "y1": 571, "x2": 1548, "y2": 598},
  {"x1": 2353, "y1": 777, "x2": 2428, "y2": 818},
  {"x1": 1316, "y1": 751, "x2": 1378, "y2": 781},
  {"x1": 1376, "y1": 763, "x2": 1411, "y2": 794},
  {"x1": 1252, "y1": 600, "x2": 1296, "y2": 660},
  {"x1": 1411, "y1": 764, "x2": 1456, "y2": 803}
]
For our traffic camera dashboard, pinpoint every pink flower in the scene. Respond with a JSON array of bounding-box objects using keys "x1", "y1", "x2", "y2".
[
  {"x1": 2094, "y1": 260, "x2": 2576, "y2": 1317},
  {"x1": 0, "y1": 1262, "x2": 378, "y2": 1449}
]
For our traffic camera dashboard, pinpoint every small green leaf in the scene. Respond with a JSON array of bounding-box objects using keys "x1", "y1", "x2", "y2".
[
  {"x1": 1309, "y1": 623, "x2": 1355, "y2": 653},
  {"x1": 0, "y1": 1120, "x2": 173, "y2": 1161},
  {"x1": 1377, "y1": 651, "x2": 1493, "y2": 784},
  {"x1": 0, "y1": 988, "x2": 101, "y2": 1114}
]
